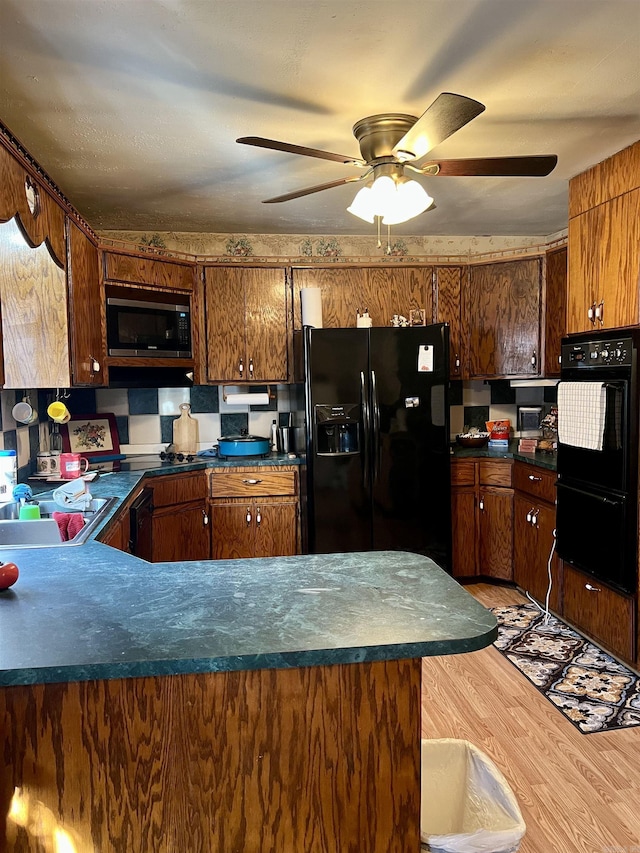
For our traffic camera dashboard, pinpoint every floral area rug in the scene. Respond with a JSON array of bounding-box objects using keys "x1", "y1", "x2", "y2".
[{"x1": 491, "y1": 604, "x2": 640, "y2": 734}]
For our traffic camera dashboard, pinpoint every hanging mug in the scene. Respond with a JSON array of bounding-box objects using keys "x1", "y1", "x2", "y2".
[
  {"x1": 48, "y1": 401, "x2": 71, "y2": 424},
  {"x1": 12, "y1": 397, "x2": 38, "y2": 425}
]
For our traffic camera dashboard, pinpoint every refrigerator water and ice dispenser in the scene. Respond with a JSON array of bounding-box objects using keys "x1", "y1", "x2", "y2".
[{"x1": 315, "y1": 404, "x2": 360, "y2": 455}]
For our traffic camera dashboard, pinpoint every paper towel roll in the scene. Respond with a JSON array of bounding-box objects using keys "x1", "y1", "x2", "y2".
[
  {"x1": 226, "y1": 393, "x2": 269, "y2": 406},
  {"x1": 301, "y1": 287, "x2": 323, "y2": 328}
]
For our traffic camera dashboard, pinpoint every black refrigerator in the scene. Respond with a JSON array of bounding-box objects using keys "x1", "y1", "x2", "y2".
[{"x1": 303, "y1": 324, "x2": 451, "y2": 570}]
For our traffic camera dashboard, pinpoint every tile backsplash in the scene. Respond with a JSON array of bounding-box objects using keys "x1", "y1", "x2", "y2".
[
  {"x1": 0, "y1": 379, "x2": 557, "y2": 482},
  {"x1": 0, "y1": 384, "x2": 305, "y2": 481}
]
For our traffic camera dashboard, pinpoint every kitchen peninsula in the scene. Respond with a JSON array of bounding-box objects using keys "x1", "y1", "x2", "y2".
[{"x1": 0, "y1": 475, "x2": 496, "y2": 852}]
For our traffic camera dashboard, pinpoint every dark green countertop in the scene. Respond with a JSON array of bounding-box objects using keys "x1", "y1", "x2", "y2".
[
  {"x1": 452, "y1": 440, "x2": 557, "y2": 471},
  {"x1": 0, "y1": 548, "x2": 496, "y2": 687}
]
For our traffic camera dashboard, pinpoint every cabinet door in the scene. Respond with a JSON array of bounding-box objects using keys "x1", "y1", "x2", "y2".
[
  {"x1": 205, "y1": 267, "x2": 246, "y2": 381},
  {"x1": 67, "y1": 219, "x2": 106, "y2": 385},
  {"x1": 367, "y1": 267, "x2": 433, "y2": 329},
  {"x1": 211, "y1": 502, "x2": 255, "y2": 559},
  {"x1": 451, "y1": 487, "x2": 477, "y2": 578},
  {"x1": 468, "y1": 259, "x2": 541, "y2": 377},
  {"x1": 598, "y1": 189, "x2": 640, "y2": 330},
  {"x1": 513, "y1": 495, "x2": 561, "y2": 610},
  {"x1": 478, "y1": 487, "x2": 514, "y2": 579},
  {"x1": 244, "y1": 267, "x2": 288, "y2": 381},
  {"x1": 434, "y1": 266, "x2": 464, "y2": 378},
  {"x1": 103, "y1": 251, "x2": 195, "y2": 290},
  {"x1": 151, "y1": 502, "x2": 210, "y2": 562},
  {"x1": 543, "y1": 247, "x2": 566, "y2": 377},
  {"x1": 293, "y1": 267, "x2": 368, "y2": 329},
  {"x1": 254, "y1": 501, "x2": 298, "y2": 557}
]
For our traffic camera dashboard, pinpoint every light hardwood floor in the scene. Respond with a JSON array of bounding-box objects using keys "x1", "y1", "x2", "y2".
[{"x1": 421, "y1": 583, "x2": 640, "y2": 853}]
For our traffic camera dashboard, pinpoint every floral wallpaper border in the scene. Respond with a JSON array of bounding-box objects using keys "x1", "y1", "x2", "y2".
[{"x1": 100, "y1": 229, "x2": 568, "y2": 265}]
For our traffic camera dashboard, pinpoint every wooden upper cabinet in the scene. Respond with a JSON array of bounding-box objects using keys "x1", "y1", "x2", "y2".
[
  {"x1": 467, "y1": 257, "x2": 542, "y2": 378},
  {"x1": 205, "y1": 266, "x2": 289, "y2": 382},
  {"x1": 543, "y1": 246, "x2": 567, "y2": 377},
  {"x1": 567, "y1": 140, "x2": 640, "y2": 334},
  {"x1": 292, "y1": 266, "x2": 432, "y2": 330},
  {"x1": 103, "y1": 250, "x2": 195, "y2": 291},
  {"x1": 434, "y1": 266, "x2": 464, "y2": 378},
  {"x1": 567, "y1": 188, "x2": 640, "y2": 333},
  {"x1": 67, "y1": 219, "x2": 106, "y2": 385}
]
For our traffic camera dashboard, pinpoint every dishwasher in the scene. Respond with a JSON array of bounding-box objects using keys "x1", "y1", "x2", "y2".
[{"x1": 129, "y1": 487, "x2": 154, "y2": 561}]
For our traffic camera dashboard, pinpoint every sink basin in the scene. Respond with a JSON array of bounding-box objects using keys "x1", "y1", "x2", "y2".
[{"x1": 0, "y1": 497, "x2": 118, "y2": 548}]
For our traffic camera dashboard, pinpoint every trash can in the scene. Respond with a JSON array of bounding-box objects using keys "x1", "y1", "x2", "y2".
[{"x1": 421, "y1": 739, "x2": 526, "y2": 853}]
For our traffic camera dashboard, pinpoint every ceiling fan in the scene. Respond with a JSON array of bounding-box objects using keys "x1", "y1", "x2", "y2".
[{"x1": 237, "y1": 93, "x2": 557, "y2": 224}]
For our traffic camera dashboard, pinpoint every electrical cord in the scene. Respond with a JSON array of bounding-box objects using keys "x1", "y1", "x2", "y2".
[{"x1": 525, "y1": 527, "x2": 556, "y2": 625}]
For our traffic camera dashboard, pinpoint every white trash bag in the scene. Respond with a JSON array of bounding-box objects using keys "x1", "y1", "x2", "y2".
[{"x1": 421, "y1": 739, "x2": 526, "y2": 853}]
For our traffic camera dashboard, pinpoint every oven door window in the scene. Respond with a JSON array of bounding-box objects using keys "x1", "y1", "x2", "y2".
[
  {"x1": 557, "y1": 382, "x2": 628, "y2": 492},
  {"x1": 556, "y1": 481, "x2": 634, "y2": 593}
]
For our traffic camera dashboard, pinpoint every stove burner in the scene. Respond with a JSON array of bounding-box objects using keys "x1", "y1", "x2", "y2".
[{"x1": 160, "y1": 451, "x2": 195, "y2": 463}]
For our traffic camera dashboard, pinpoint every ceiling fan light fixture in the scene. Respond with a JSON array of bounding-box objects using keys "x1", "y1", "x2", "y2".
[
  {"x1": 381, "y1": 179, "x2": 433, "y2": 225},
  {"x1": 346, "y1": 185, "x2": 376, "y2": 222}
]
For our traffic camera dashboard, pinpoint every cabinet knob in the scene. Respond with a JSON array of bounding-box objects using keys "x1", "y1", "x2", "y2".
[
  {"x1": 587, "y1": 303, "x2": 596, "y2": 324},
  {"x1": 454, "y1": 354, "x2": 460, "y2": 370},
  {"x1": 249, "y1": 357, "x2": 254, "y2": 377},
  {"x1": 595, "y1": 300, "x2": 604, "y2": 326},
  {"x1": 585, "y1": 583, "x2": 601, "y2": 592},
  {"x1": 479, "y1": 498, "x2": 484, "y2": 511},
  {"x1": 242, "y1": 478, "x2": 262, "y2": 485},
  {"x1": 256, "y1": 507, "x2": 262, "y2": 526},
  {"x1": 528, "y1": 474, "x2": 542, "y2": 482},
  {"x1": 202, "y1": 509, "x2": 209, "y2": 526},
  {"x1": 89, "y1": 354, "x2": 100, "y2": 373},
  {"x1": 526, "y1": 507, "x2": 534, "y2": 522},
  {"x1": 246, "y1": 508, "x2": 252, "y2": 525},
  {"x1": 239, "y1": 358, "x2": 244, "y2": 376},
  {"x1": 531, "y1": 350, "x2": 537, "y2": 368}
]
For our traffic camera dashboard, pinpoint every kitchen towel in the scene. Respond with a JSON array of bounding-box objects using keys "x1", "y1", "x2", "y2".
[
  {"x1": 52, "y1": 511, "x2": 85, "y2": 542},
  {"x1": 53, "y1": 480, "x2": 92, "y2": 510},
  {"x1": 557, "y1": 381, "x2": 607, "y2": 450}
]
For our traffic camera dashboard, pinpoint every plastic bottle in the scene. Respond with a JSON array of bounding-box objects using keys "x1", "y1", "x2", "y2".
[{"x1": 0, "y1": 450, "x2": 17, "y2": 503}]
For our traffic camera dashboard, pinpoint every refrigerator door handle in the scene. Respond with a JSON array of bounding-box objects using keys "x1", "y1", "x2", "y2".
[
  {"x1": 371, "y1": 369, "x2": 381, "y2": 481},
  {"x1": 361, "y1": 370, "x2": 370, "y2": 490}
]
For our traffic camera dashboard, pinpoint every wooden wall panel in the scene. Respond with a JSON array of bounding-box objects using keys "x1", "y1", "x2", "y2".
[
  {"x1": 568, "y1": 140, "x2": 640, "y2": 218},
  {"x1": 1, "y1": 660, "x2": 422, "y2": 852},
  {"x1": 67, "y1": 218, "x2": 106, "y2": 385},
  {"x1": 0, "y1": 217, "x2": 71, "y2": 388},
  {"x1": 434, "y1": 266, "x2": 464, "y2": 377}
]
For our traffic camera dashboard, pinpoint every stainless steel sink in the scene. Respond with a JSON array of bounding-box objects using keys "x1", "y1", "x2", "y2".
[{"x1": 0, "y1": 497, "x2": 118, "y2": 548}]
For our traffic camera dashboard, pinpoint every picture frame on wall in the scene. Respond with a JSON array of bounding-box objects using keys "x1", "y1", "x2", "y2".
[
  {"x1": 410, "y1": 308, "x2": 426, "y2": 326},
  {"x1": 60, "y1": 413, "x2": 120, "y2": 458}
]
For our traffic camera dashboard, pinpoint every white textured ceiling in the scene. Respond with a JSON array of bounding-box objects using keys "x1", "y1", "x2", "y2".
[{"x1": 0, "y1": 0, "x2": 639, "y2": 237}]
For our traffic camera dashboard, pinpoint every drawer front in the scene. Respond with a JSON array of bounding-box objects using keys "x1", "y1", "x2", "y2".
[
  {"x1": 150, "y1": 471, "x2": 208, "y2": 507},
  {"x1": 563, "y1": 564, "x2": 635, "y2": 663},
  {"x1": 451, "y1": 460, "x2": 476, "y2": 486},
  {"x1": 478, "y1": 460, "x2": 512, "y2": 487},
  {"x1": 211, "y1": 470, "x2": 297, "y2": 498},
  {"x1": 513, "y1": 461, "x2": 557, "y2": 503}
]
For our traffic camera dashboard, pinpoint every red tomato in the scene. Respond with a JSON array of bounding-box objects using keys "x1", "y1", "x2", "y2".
[{"x1": 0, "y1": 561, "x2": 19, "y2": 590}]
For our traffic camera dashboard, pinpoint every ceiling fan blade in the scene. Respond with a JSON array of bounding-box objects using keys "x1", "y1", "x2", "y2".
[
  {"x1": 392, "y1": 93, "x2": 485, "y2": 161},
  {"x1": 263, "y1": 174, "x2": 368, "y2": 203},
  {"x1": 237, "y1": 136, "x2": 365, "y2": 166},
  {"x1": 417, "y1": 155, "x2": 558, "y2": 177}
]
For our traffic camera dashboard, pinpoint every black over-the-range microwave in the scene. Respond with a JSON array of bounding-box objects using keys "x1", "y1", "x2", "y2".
[{"x1": 106, "y1": 295, "x2": 192, "y2": 358}]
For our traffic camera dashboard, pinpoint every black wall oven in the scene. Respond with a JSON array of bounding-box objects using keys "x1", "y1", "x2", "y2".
[{"x1": 556, "y1": 329, "x2": 639, "y2": 594}]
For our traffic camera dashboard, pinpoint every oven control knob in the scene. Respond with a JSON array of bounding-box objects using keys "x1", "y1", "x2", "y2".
[
  {"x1": 614, "y1": 348, "x2": 623, "y2": 359},
  {"x1": 600, "y1": 349, "x2": 609, "y2": 359}
]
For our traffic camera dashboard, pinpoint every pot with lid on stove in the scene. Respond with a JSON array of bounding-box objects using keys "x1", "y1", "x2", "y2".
[{"x1": 217, "y1": 432, "x2": 271, "y2": 457}]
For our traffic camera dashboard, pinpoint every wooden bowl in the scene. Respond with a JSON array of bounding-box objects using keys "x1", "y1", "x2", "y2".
[{"x1": 456, "y1": 433, "x2": 490, "y2": 448}]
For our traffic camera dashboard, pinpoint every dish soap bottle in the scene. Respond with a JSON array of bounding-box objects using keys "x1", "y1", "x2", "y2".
[{"x1": 270, "y1": 419, "x2": 278, "y2": 452}]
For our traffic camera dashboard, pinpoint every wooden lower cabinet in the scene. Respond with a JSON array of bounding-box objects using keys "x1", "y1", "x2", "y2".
[
  {"x1": 145, "y1": 471, "x2": 210, "y2": 562},
  {"x1": 513, "y1": 461, "x2": 562, "y2": 611},
  {"x1": 210, "y1": 467, "x2": 300, "y2": 559},
  {"x1": 151, "y1": 501, "x2": 211, "y2": 562},
  {"x1": 211, "y1": 500, "x2": 298, "y2": 559},
  {"x1": 563, "y1": 564, "x2": 635, "y2": 664},
  {"x1": 450, "y1": 458, "x2": 513, "y2": 579}
]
